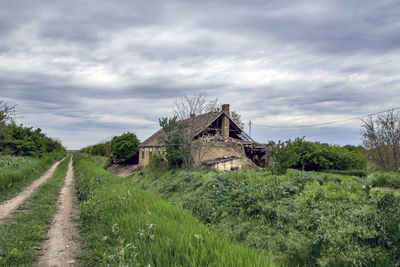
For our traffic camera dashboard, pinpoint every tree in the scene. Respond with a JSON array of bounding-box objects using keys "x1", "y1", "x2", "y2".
[
  {"x1": 0, "y1": 100, "x2": 17, "y2": 126},
  {"x1": 111, "y1": 132, "x2": 140, "y2": 163},
  {"x1": 172, "y1": 92, "x2": 219, "y2": 120},
  {"x1": 158, "y1": 117, "x2": 191, "y2": 168},
  {"x1": 361, "y1": 109, "x2": 400, "y2": 170},
  {"x1": 172, "y1": 92, "x2": 244, "y2": 129},
  {"x1": 230, "y1": 111, "x2": 245, "y2": 129}
]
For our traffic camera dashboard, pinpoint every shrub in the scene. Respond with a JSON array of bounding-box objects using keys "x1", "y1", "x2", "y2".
[
  {"x1": 366, "y1": 171, "x2": 400, "y2": 188},
  {"x1": 80, "y1": 141, "x2": 111, "y2": 157},
  {"x1": 111, "y1": 132, "x2": 140, "y2": 163},
  {"x1": 147, "y1": 154, "x2": 169, "y2": 173},
  {"x1": 0, "y1": 124, "x2": 65, "y2": 157},
  {"x1": 269, "y1": 137, "x2": 366, "y2": 174}
]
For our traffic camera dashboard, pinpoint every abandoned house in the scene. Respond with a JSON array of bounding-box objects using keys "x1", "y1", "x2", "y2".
[{"x1": 139, "y1": 104, "x2": 269, "y2": 171}]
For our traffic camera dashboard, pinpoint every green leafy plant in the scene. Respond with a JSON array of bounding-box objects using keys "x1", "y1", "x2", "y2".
[{"x1": 111, "y1": 132, "x2": 140, "y2": 163}]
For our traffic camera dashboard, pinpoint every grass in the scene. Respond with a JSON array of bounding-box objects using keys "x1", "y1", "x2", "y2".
[
  {"x1": 366, "y1": 171, "x2": 400, "y2": 189},
  {"x1": 73, "y1": 153, "x2": 276, "y2": 266},
  {"x1": 130, "y1": 166, "x2": 400, "y2": 266},
  {"x1": 0, "y1": 155, "x2": 70, "y2": 266},
  {"x1": 0, "y1": 153, "x2": 65, "y2": 202}
]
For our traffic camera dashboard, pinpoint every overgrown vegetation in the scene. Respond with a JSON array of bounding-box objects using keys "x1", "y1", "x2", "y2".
[
  {"x1": 0, "y1": 100, "x2": 65, "y2": 157},
  {"x1": 80, "y1": 132, "x2": 140, "y2": 164},
  {"x1": 73, "y1": 153, "x2": 275, "y2": 266},
  {"x1": 111, "y1": 132, "x2": 140, "y2": 163},
  {"x1": 0, "y1": 123, "x2": 66, "y2": 157},
  {"x1": 0, "y1": 153, "x2": 65, "y2": 202},
  {"x1": 366, "y1": 171, "x2": 400, "y2": 189},
  {"x1": 158, "y1": 117, "x2": 189, "y2": 168},
  {"x1": 269, "y1": 137, "x2": 366, "y2": 174},
  {"x1": 131, "y1": 167, "x2": 400, "y2": 266},
  {"x1": 79, "y1": 140, "x2": 112, "y2": 157},
  {"x1": 0, "y1": 156, "x2": 69, "y2": 265},
  {"x1": 362, "y1": 109, "x2": 400, "y2": 171}
]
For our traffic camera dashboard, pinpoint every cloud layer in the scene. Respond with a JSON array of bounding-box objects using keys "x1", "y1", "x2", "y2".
[{"x1": 1, "y1": 0, "x2": 399, "y2": 149}]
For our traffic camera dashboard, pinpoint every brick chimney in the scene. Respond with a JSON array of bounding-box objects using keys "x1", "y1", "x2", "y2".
[
  {"x1": 190, "y1": 113, "x2": 196, "y2": 119},
  {"x1": 221, "y1": 104, "x2": 230, "y2": 138},
  {"x1": 222, "y1": 104, "x2": 230, "y2": 115}
]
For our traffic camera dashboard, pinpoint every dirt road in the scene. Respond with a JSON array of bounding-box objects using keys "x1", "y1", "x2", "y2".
[
  {"x1": 0, "y1": 157, "x2": 66, "y2": 225},
  {"x1": 38, "y1": 155, "x2": 79, "y2": 267}
]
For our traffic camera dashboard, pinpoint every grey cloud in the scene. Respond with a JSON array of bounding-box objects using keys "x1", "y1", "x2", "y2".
[{"x1": 1, "y1": 0, "x2": 399, "y2": 149}]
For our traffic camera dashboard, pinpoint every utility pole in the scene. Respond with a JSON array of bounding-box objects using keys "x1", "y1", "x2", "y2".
[{"x1": 249, "y1": 120, "x2": 251, "y2": 137}]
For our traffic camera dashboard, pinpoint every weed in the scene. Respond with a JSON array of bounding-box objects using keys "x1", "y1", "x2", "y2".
[{"x1": 73, "y1": 153, "x2": 276, "y2": 266}]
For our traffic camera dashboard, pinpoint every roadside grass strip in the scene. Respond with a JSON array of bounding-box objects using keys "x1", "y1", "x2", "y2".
[
  {"x1": 74, "y1": 154, "x2": 276, "y2": 267},
  {"x1": 0, "y1": 153, "x2": 65, "y2": 202},
  {"x1": 0, "y1": 155, "x2": 70, "y2": 266}
]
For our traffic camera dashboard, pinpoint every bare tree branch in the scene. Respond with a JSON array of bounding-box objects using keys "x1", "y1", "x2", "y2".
[
  {"x1": 172, "y1": 92, "x2": 219, "y2": 120},
  {"x1": 0, "y1": 100, "x2": 17, "y2": 126},
  {"x1": 361, "y1": 109, "x2": 400, "y2": 170}
]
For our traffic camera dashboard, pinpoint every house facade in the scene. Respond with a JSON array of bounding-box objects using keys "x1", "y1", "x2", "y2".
[{"x1": 139, "y1": 104, "x2": 268, "y2": 170}]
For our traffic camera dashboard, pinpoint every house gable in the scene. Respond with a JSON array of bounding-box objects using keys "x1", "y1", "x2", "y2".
[{"x1": 139, "y1": 107, "x2": 252, "y2": 148}]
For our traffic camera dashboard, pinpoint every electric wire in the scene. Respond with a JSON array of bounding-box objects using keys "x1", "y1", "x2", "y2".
[{"x1": 250, "y1": 106, "x2": 400, "y2": 129}]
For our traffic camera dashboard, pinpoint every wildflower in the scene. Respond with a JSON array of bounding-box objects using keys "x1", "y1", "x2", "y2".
[{"x1": 194, "y1": 234, "x2": 203, "y2": 240}]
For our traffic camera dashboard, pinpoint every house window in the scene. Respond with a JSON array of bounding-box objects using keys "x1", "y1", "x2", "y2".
[
  {"x1": 149, "y1": 151, "x2": 152, "y2": 158},
  {"x1": 142, "y1": 150, "x2": 145, "y2": 159}
]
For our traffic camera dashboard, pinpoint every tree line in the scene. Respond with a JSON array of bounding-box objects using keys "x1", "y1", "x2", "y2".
[
  {"x1": 0, "y1": 101, "x2": 65, "y2": 157},
  {"x1": 79, "y1": 132, "x2": 140, "y2": 164}
]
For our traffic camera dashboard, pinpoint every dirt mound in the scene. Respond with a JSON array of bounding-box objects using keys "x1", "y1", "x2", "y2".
[{"x1": 107, "y1": 164, "x2": 142, "y2": 177}]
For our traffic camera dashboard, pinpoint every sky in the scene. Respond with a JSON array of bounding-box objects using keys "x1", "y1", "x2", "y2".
[{"x1": 1, "y1": 0, "x2": 399, "y2": 149}]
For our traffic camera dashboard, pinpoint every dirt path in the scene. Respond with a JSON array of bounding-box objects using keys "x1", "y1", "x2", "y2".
[
  {"x1": 38, "y1": 155, "x2": 79, "y2": 267},
  {"x1": 0, "y1": 157, "x2": 66, "y2": 225}
]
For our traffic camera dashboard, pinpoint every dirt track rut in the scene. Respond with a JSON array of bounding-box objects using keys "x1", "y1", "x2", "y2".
[
  {"x1": 38, "y1": 155, "x2": 79, "y2": 267},
  {"x1": 0, "y1": 157, "x2": 66, "y2": 225}
]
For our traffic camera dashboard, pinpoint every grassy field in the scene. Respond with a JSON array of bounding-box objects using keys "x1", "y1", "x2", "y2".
[
  {"x1": 0, "y1": 155, "x2": 70, "y2": 265},
  {"x1": 130, "y1": 167, "x2": 400, "y2": 266},
  {"x1": 73, "y1": 153, "x2": 276, "y2": 266},
  {"x1": 0, "y1": 153, "x2": 65, "y2": 202}
]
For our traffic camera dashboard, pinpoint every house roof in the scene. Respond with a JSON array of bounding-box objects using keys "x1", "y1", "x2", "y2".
[{"x1": 139, "y1": 111, "x2": 253, "y2": 147}]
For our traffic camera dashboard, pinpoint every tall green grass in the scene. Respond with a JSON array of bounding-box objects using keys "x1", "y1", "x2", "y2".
[
  {"x1": 73, "y1": 153, "x2": 275, "y2": 266},
  {"x1": 0, "y1": 153, "x2": 65, "y2": 202},
  {"x1": 131, "y1": 167, "x2": 400, "y2": 266},
  {"x1": 366, "y1": 171, "x2": 400, "y2": 189},
  {"x1": 0, "y1": 155, "x2": 70, "y2": 265}
]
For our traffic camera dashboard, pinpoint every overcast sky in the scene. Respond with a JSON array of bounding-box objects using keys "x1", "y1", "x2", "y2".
[{"x1": 1, "y1": 0, "x2": 399, "y2": 149}]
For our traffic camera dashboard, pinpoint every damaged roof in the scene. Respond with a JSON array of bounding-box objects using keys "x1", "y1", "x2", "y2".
[{"x1": 139, "y1": 111, "x2": 253, "y2": 147}]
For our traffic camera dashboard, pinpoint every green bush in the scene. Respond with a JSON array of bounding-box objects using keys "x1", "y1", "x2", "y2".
[
  {"x1": 0, "y1": 124, "x2": 65, "y2": 157},
  {"x1": 366, "y1": 171, "x2": 400, "y2": 188},
  {"x1": 111, "y1": 132, "x2": 140, "y2": 162},
  {"x1": 158, "y1": 117, "x2": 190, "y2": 168},
  {"x1": 147, "y1": 154, "x2": 169, "y2": 173},
  {"x1": 80, "y1": 141, "x2": 111, "y2": 157},
  {"x1": 269, "y1": 137, "x2": 367, "y2": 174}
]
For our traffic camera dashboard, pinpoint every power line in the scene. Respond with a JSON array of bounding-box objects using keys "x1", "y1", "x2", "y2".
[{"x1": 251, "y1": 106, "x2": 400, "y2": 129}]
